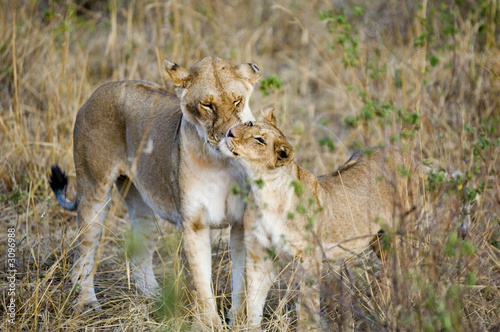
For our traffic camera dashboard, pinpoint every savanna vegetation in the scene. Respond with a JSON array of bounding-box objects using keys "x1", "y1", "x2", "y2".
[{"x1": 0, "y1": 0, "x2": 499, "y2": 331}]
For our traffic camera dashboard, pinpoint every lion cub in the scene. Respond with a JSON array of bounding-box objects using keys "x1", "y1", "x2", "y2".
[{"x1": 219, "y1": 109, "x2": 415, "y2": 330}]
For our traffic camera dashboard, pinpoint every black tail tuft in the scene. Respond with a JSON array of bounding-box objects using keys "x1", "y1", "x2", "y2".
[
  {"x1": 50, "y1": 164, "x2": 69, "y2": 193},
  {"x1": 49, "y1": 164, "x2": 77, "y2": 211}
]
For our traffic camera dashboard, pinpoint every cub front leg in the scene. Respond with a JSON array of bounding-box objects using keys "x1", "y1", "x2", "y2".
[
  {"x1": 183, "y1": 216, "x2": 221, "y2": 328},
  {"x1": 245, "y1": 236, "x2": 275, "y2": 329},
  {"x1": 297, "y1": 252, "x2": 322, "y2": 331}
]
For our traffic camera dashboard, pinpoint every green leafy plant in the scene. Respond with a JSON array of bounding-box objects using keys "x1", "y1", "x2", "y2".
[{"x1": 260, "y1": 74, "x2": 283, "y2": 97}]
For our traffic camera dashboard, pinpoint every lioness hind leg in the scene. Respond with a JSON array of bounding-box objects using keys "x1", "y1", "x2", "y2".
[
  {"x1": 116, "y1": 176, "x2": 160, "y2": 295},
  {"x1": 72, "y1": 183, "x2": 114, "y2": 310}
]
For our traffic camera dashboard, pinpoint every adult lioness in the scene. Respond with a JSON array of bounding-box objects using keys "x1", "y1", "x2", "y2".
[
  {"x1": 219, "y1": 110, "x2": 417, "y2": 331},
  {"x1": 49, "y1": 57, "x2": 260, "y2": 326}
]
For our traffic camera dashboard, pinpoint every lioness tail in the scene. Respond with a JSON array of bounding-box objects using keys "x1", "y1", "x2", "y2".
[{"x1": 49, "y1": 165, "x2": 77, "y2": 211}]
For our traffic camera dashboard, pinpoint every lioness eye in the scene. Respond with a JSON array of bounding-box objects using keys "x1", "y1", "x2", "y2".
[
  {"x1": 254, "y1": 137, "x2": 265, "y2": 145},
  {"x1": 234, "y1": 98, "x2": 242, "y2": 106},
  {"x1": 200, "y1": 103, "x2": 213, "y2": 112}
]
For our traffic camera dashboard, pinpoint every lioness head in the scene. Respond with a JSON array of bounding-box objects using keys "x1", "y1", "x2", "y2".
[
  {"x1": 163, "y1": 57, "x2": 261, "y2": 148},
  {"x1": 220, "y1": 108, "x2": 294, "y2": 170}
]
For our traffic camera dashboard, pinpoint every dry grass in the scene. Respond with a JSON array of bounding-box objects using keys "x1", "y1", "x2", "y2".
[{"x1": 1, "y1": 0, "x2": 499, "y2": 331}]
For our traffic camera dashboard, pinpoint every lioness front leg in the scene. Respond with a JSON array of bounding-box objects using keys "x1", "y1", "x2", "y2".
[
  {"x1": 183, "y1": 216, "x2": 221, "y2": 328},
  {"x1": 227, "y1": 222, "x2": 246, "y2": 325}
]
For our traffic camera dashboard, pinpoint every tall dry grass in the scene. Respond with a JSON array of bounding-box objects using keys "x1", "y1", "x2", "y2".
[{"x1": 0, "y1": 0, "x2": 499, "y2": 331}]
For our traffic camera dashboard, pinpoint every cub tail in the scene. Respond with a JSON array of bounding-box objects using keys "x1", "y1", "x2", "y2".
[{"x1": 49, "y1": 165, "x2": 77, "y2": 211}]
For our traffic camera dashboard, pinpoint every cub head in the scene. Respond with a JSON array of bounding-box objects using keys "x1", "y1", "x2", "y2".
[
  {"x1": 220, "y1": 108, "x2": 294, "y2": 171},
  {"x1": 162, "y1": 57, "x2": 261, "y2": 148}
]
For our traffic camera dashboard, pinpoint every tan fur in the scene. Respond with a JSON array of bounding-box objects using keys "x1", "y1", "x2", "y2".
[
  {"x1": 219, "y1": 110, "x2": 418, "y2": 330},
  {"x1": 52, "y1": 57, "x2": 261, "y2": 327}
]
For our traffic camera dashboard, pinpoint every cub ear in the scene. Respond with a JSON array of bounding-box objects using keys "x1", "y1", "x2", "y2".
[
  {"x1": 235, "y1": 63, "x2": 262, "y2": 84},
  {"x1": 162, "y1": 59, "x2": 190, "y2": 87},
  {"x1": 274, "y1": 139, "x2": 294, "y2": 168},
  {"x1": 261, "y1": 107, "x2": 276, "y2": 126}
]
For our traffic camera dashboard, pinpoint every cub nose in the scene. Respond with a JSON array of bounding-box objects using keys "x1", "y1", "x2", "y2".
[{"x1": 227, "y1": 129, "x2": 234, "y2": 138}]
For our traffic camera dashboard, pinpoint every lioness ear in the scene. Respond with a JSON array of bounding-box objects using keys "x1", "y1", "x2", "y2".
[
  {"x1": 275, "y1": 140, "x2": 294, "y2": 168},
  {"x1": 163, "y1": 60, "x2": 190, "y2": 87},
  {"x1": 261, "y1": 107, "x2": 276, "y2": 126},
  {"x1": 235, "y1": 63, "x2": 262, "y2": 84}
]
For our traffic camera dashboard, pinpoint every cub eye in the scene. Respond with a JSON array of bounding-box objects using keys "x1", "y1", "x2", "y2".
[
  {"x1": 254, "y1": 137, "x2": 266, "y2": 145},
  {"x1": 234, "y1": 98, "x2": 242, "y2": 106},
  {"x1": 246, "y1": 121, "x2": 254, "y2": 127},
  {"x1": 200, "y1": 103, "x2": 214, "y2": 112}
]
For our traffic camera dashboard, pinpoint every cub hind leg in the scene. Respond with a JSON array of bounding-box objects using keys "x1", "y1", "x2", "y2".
[{"x1": 116, "y1": 175, "x2": 160, "y2": 296}]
